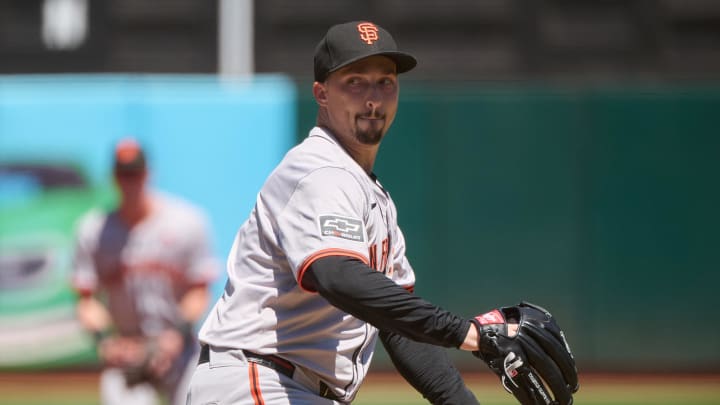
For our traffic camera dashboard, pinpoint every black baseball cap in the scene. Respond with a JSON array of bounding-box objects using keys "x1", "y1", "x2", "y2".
[
  {"x1": 314, "y1": 21, "x2": 417, "y2": 82},
  {"x1": 113, "y1": 138, "x2": 147, "y2": 173}
]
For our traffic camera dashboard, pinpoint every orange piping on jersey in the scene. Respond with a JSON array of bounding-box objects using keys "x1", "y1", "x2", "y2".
[
  {"x1": 297, "y1": 248, "x2": 370, "y2": 293},
  {"x1": 109, "y1": 261, "x2": 211, "y2": 289},
  {"x1": 249, "y1": 363, "x2": 265, "y2": 405},
  {"x1": 404, "y1": 285, "x2": 415, "y2": 293},
  {"x1": 120, "y1": 260, "x2": 184, "y2": 279}
]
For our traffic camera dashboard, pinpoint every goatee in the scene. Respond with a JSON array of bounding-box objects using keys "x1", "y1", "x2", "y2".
[{"x1": 356, "y1": 128, "x2": 384, "y2": 145}]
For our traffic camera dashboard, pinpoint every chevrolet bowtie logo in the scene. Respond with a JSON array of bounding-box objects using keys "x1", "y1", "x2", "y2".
[
  {"x1": 323, "y1": 218, "x2": 360, "y2": 233},
  {"x1": 319, "y1": 215, "x2": 364, "y2": 242}
]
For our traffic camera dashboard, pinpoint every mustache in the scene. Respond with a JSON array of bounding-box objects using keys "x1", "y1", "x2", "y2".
[{"x1": 357, "y1": 111, "x2": 385, "y2": 119}]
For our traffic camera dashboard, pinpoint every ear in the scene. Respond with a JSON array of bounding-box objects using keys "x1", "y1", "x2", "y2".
[{"x1": 313, "y1": 82, "x2": 328, "y2": 107}]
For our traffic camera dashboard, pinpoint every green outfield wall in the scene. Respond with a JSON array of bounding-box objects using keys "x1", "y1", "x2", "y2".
[
  {"x1": 2, "y1": 76, "x2": 717, "y2": 373},
  {"x1": 298, "y1": 83, "x2": 720, "y2": 372}
]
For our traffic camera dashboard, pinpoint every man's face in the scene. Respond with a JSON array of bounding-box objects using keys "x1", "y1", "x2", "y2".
[
  {"x1": 114, "y1": 169, "x2": 147, "y2": 201},
  {"x1": 319, "y1": 55, "x2": 399, "y2": 145}
]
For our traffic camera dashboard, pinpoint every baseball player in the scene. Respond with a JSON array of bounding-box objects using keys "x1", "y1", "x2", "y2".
[
  {"x1": 72, "y1": 138, "x2": 218, "y2": 405},
  {"x1": 187, "y1": 21, "x2": 578, "y2": 405}
]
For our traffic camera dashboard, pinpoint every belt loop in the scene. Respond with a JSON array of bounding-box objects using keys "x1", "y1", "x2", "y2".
[{"x1": 198, "y1": 344, "x2": 210, "y2": 365}]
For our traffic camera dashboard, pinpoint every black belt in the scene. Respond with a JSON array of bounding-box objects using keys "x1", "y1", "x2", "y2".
[
  {"x1": 198, "y1": 345, "x2": 340, "y2": 400},
  {"x1": 199, "y1": 345, "x2": 295, "y2": 378}
]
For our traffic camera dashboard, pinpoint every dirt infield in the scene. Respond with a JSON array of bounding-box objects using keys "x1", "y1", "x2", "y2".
[
  {"x1": 1, "y1": 371, "x2": 719, "y2": 405},
  {"x1": 0, "y1": 371, "x2": 99, "y2": 405}
]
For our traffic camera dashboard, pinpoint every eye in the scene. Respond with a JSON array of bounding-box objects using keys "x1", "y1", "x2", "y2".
[
  {"x1": 380, "y1": 77, "x2": 396, "y2": 88},
  {"x1": 344, "y1": 76, "x2": 369, "y2": 93}
]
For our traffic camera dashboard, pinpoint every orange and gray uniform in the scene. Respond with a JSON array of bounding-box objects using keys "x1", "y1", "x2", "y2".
[
  {"x1": 72, "y1": 193, "x2": 217, "y2": 405},
  {"x1": 195, "y1": 127, "x2": 415, "y2": 402},
  {"x1": 190, "y1": 126, "x2": 477, "y2": 405}
]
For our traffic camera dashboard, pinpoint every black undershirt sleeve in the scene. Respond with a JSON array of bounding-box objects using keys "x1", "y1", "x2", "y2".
[
  {"x1": 303, "y1": 255, "x2": 478, "y2": 404},
  {"x1": 380, "y1": 329, "x2": 479, "y2": 405},
  {"x1": 303, "y1": 255, "x2": 471, "y2": 349}
]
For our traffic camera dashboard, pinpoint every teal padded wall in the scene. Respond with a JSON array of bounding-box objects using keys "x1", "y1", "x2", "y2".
[
  {"x1": 0, "y1": 74, "x2": 297, "y2": 369},
  {"x1": 297, "y1": 83, "x2": 720, "y2": 371}
]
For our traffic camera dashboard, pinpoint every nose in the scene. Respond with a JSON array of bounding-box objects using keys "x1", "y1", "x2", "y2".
[{"x1": 366, "y1": 86, "x2": 382, "y2": 114}]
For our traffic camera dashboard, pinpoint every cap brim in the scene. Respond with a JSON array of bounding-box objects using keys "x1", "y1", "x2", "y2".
[{"x1": 329, "y1": 51, "x2": 417, "y2": 76}]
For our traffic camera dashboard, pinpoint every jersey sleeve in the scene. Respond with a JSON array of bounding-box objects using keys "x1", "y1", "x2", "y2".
[
  {"x1": 277, "y1": 167, "x2": 370, "y2": 284},
  {"x1": 71, "y1": 211, "x2": 100, "y2": 296}
]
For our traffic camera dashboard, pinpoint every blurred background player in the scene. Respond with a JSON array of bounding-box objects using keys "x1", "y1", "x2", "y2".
[{"x1": 71, "y1": 138, "x2": 218, "y2": 405}]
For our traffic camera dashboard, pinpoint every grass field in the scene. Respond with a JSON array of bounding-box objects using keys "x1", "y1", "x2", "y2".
[
  {"x1": 356, "y1": 373, "x2": 720, "y2": 405},
  {"x1": 1, "y1": 372, "x2": 718, "y2": 405}
]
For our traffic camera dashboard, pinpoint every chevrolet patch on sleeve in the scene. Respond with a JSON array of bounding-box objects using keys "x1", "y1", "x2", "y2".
[{"x1": 319, "y1": 215, "x2": 364, "y2": 242}]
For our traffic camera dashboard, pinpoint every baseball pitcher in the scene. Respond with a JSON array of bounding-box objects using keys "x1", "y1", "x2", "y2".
[{"x1": 187, "y1": 22, "x2": 578, "y2": 405}]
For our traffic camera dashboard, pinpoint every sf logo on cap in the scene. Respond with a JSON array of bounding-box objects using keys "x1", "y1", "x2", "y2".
[{"x1": 357, "y1": 22, "x2": 379, "y2": 45}]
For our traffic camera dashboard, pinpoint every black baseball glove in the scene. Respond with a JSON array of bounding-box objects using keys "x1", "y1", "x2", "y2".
[
  {"x1": 471, "y1": 301, "x2": 579, "y2": 405},
  {"x1": 122, "y1": 339, "x2": 157, "y2": 387}
]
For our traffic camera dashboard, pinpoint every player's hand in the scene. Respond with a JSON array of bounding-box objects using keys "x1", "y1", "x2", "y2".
[
  {"x1": 147, "y1": 329, "x2": 184, "y2": 379},
  {"x1": 98, "y1": 336, "x2": 147, "y2": 368},
  {"x1": 470, "y1": 302, "x2": 579, "y2": 405},
  {"x1": 507, "y1": 323, "x2": 519, "y2": 337}
]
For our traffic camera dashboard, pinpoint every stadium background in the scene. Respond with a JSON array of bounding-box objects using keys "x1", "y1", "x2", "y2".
[{"x1": 1, "y1": 0, "x2": 719, "y2": 403}]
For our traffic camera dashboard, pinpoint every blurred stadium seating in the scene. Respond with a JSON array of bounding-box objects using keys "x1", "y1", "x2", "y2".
[{"x1": 2, "y1": 0, "x2": 720, "y2": 80}]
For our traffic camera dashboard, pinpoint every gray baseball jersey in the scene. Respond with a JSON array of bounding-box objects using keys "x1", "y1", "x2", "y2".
[
  {"x1": 72, "y1": 192, "x2": 218, "y2": 337},
  {"x1": 198, "y1": 127, "x2": 416, "y2": 401}
]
